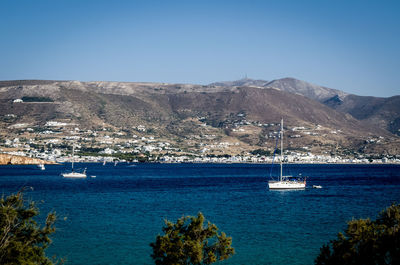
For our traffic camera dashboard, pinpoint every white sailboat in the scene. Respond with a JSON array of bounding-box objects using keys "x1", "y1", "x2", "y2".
[
  {"x1": 37, "y1": 164, "x2": 45, "y2": 170},
  {"x1": 268, "y1": 119, "x2": 306, "y2": 190},
  {"x1": 62, "y1": 145, "x2": 87, "y2": 178}
]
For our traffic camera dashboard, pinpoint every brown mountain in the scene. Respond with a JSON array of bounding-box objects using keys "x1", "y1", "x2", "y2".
[
  {"x1": 0, "y1": 80, "x2": 399, "y2": 155},
  {"x1": 324, "y1": 94, "x2": 400, "y2": 136},
  {"x1": 211, "y1": 77, "x2": 400, "y2": 136}
]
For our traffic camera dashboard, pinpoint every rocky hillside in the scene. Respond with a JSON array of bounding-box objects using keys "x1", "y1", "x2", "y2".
[
  {"x1": 324, "y1": 94, "x2": 400, "y2": 136},
  {"x1": 209, "y1": 78, "x2": 400, "y2": 136},
  {"x1": 0, "y1": 79, "x2": 399, "y2": 156},
  {"x1": 0, "y1": 80, "x2": 369, "y2": 133},
  {"x1": 0, "y1": 154, "x2": 55, "y2": 165},
  {"x1": 264, "y1": 78, "x2": 348, "y2": 102},
  {"x1": 209, "y1": 77, "x2": 348, "y2": 102}
]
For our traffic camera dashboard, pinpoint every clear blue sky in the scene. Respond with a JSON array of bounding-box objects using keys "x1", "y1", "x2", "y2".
[{"x1": 1, "y1": 0, "x2": 399, "y2": 97}]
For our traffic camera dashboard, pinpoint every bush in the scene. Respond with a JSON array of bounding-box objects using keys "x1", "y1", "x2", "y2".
[
  {"x1": 150, "y1": 212, "x2": 235, "y2": 265},
  {"x1": 315, "y1": 204, "x2": 400, "y2": 265},
  {"x1": 0, "y1": 189, "x2": 59, "y2": 264}
]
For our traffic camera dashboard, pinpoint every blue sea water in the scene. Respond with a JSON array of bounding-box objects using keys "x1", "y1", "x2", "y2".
[{"x1": 0, "y1": 163, "x2": 400, "y2": 265}]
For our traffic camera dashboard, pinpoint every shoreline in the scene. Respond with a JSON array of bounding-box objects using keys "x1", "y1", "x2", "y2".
[
  {"x1": 1, "y1": 153, "x2": 399, "y2": 166},
  {"x1": 2, "y1": 161, "x2": 398, "y2": 166}
]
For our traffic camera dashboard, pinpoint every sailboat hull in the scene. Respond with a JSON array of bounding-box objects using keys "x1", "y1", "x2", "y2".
[
  {"x1": 268, "y1": 180, "x2": 306, "y2": 189},
  {"x1": 62, "y1": 172, "x2": 87, "y2": 178}
]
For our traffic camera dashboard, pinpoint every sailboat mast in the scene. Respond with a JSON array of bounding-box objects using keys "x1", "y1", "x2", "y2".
[
  {"x1": 280, "y1": 118, "x2": 283, "y2": 181},
  {"x1": 71, "y1": 145, "x2": 75, "y2": 171}
]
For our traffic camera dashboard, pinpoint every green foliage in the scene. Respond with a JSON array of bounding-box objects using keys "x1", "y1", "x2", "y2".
[
  {"x1": 0, "y1": 190, "x2": 58, "y2": 265},
  {"x1": 315, "y1": 204, "x2": 400, "y2": 265},
  {"x1": 150, "y1": 212, "x2": 235, "y2": 265},
  {"x1": 79, "y1": 147, "x2": 103, "y2": 153},
  {"x1": 21, "y1": 96, "x2": 53, "y2": 102},
  {"x1": 250, "y1": 149, "x2": 271, "y2": 156}
]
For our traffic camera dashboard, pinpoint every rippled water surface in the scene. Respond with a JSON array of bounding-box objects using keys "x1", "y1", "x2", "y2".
[{"x1": 1, "y1": 163, "x2": 400, "y2": 265}]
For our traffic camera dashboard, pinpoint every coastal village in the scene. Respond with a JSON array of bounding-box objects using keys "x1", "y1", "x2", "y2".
[{"x1": 1, "y1": 113, "x2": 399, "y2": 164}]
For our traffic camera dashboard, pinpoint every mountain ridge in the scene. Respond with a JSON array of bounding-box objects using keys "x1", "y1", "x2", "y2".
[
  {"x1": 1, "y1": 79, "x2": 399, "y2": 156},
  {"x1": 210, "y1": 77, "x2": 399, "y2": 135}
]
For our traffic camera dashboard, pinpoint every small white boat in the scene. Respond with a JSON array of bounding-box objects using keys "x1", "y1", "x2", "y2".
[
  {"x1": 312, "y1": 185, "x2": 322, "y2": 189},
  {"x1": 268, "y1": 119, "x2": 306, "y2": 190},
  {"x1": 38, "y1": 164, "x2": 45, "y2": 170},
  {"x1": 90, "y1": 175, "x2": 96, "y2": 178}
]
